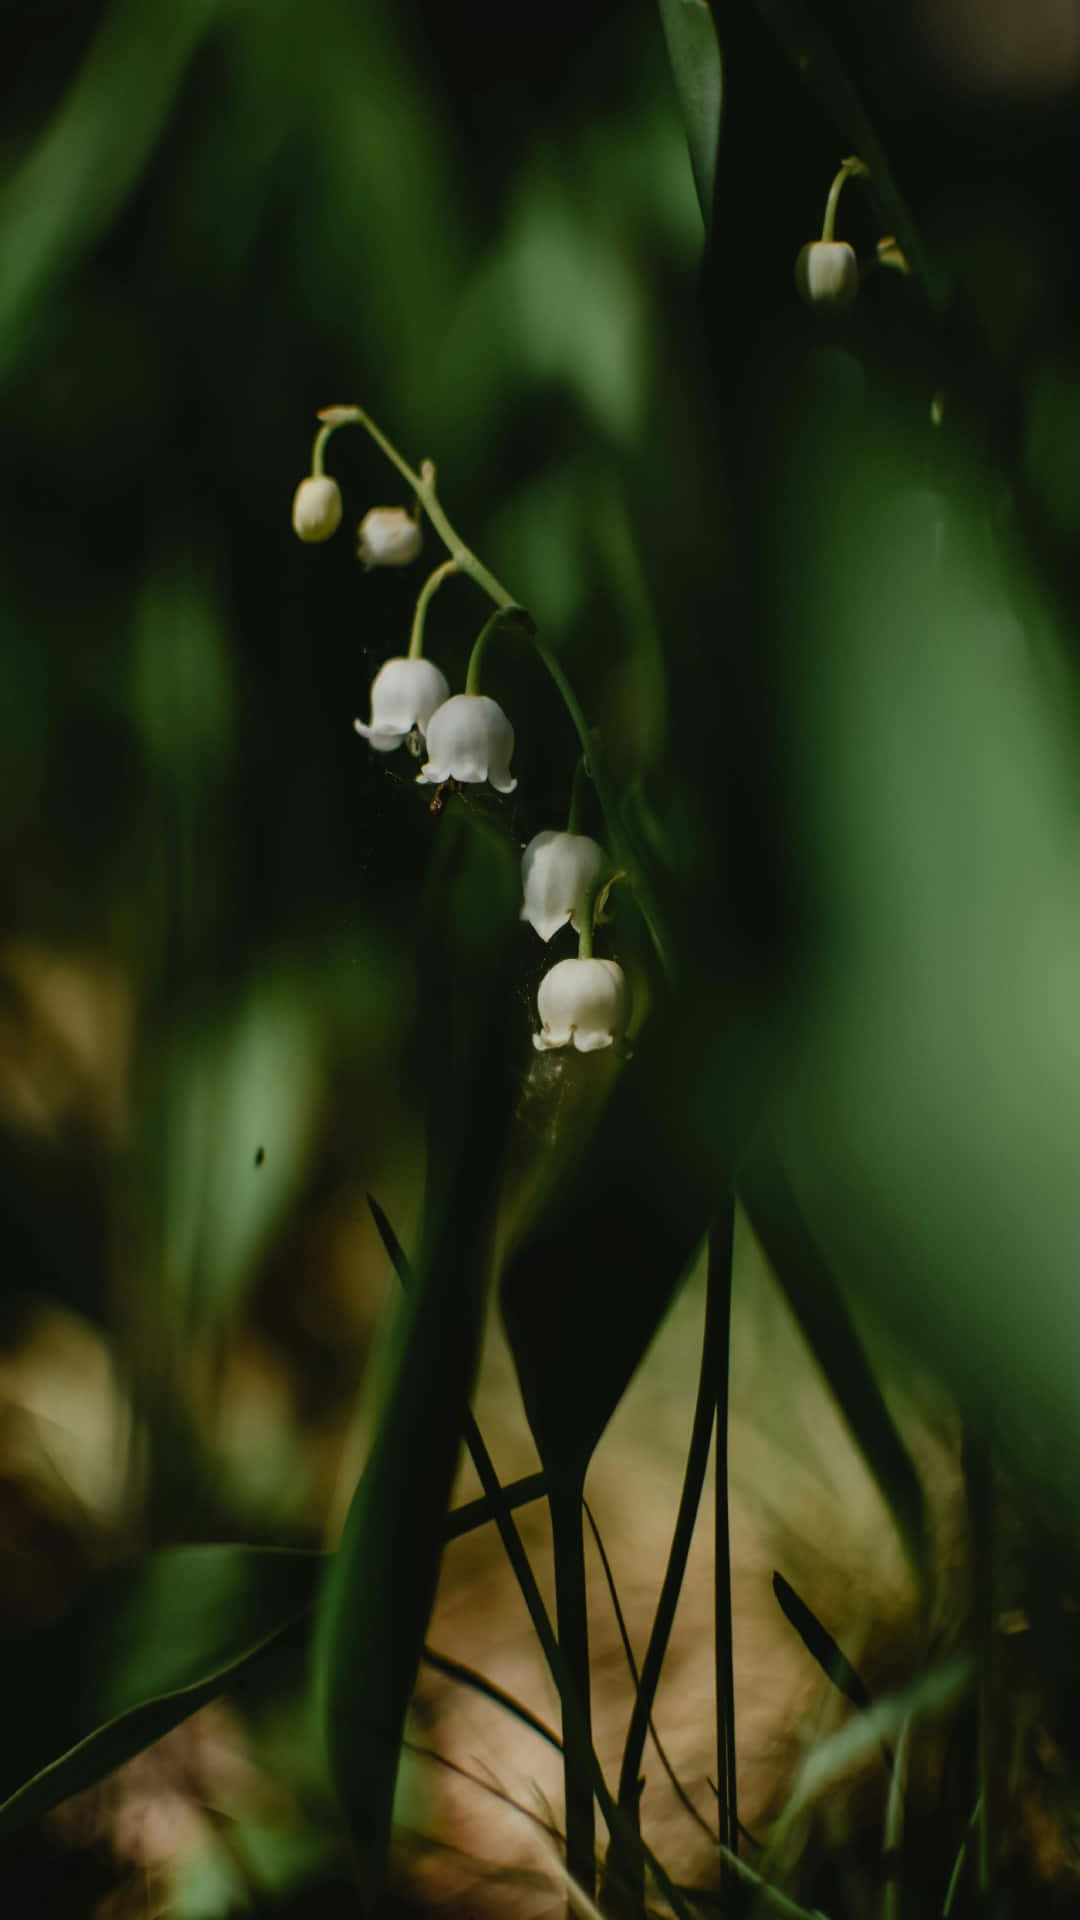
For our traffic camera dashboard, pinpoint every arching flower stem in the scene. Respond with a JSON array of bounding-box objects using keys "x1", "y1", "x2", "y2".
[
  {"x1": 316, "y1": 406, "x2": 511, "y2": 608},
  {"x1": 408, "y1": 559, "x2": 460, "y2": 660},
  {"x1": 577, "y1": 870, "x2": 628, "y2": 961},
  {"x1": 566, "y1": 754, "x2": 591, "y2": 836},
  {"x1": 820, "y1": 154, "x2": 868, "y2": 242},
  {"x1": 315, "y1": 402, "x2": 671, "y2": 978}
]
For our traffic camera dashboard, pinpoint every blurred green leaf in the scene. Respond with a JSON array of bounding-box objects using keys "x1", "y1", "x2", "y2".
[
  {"x1": 655, "y1": 0, "x2": 723, "y2": 235},
  {"x1": 144, "y1": 975, "x2": 321, "y2": 1325},
  {"x1": 0, "y1": 1546, "x2": 321, "y2": 1833},
  {"x1": 0, "y1": 0, "x2": 221, "y2": 380},
  {"x1": 314, "y1": 813, "x2": 521, "y2": 1905}
]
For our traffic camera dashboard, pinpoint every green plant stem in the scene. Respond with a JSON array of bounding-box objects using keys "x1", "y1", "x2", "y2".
[
  {"x1": 881, "y1": 1712, "x2": 912, "y2": 1920},
  {"x1": 567, "y1": 755, "x2": 590, "y2": 835},
  {"x1": 941, "y1": 1796, "x2": 981, "y2": 1918},
  {"x1": 712, "y1": 1206, "x2": 738, "y2": 1866},
  {"x1": 962, "y1": 1426, "x2": 993, "y2": 1898},
  {"x1": 312, "y1": 403, "x2": 672, "y2": 979},
  {"x1": 549, "y1": 1476, "x2": 595, "y2": 1908},
  {"x1": 606, "y1": 1212, "x2": 734, "y2": 1919},
  {"x1": 408, "y1": 558, "x2": 459, "y2": 659},
  {"x1": 316, "y1": 406, "x2": 511, "y2": 605},
  {"x1": 465, "y1": 604, "x2": 534, "y2": 695},
  {"x1": 585, "y1": 1499, "x2": 717, "y2": 1846},
  {"x1": 820, "y1": 154, "x2": 867, "y2": 242},
  {"x1": 368, "y1": 1195, "x2": 701, "y2": 1920},
  {"x1": 311, "y1": 422, "x2": 334, "y2": 477}
]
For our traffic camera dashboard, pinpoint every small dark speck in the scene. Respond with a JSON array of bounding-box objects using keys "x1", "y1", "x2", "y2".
[{"x1": 254, "y1": 1146, "x2": 265, "y2": 1166}]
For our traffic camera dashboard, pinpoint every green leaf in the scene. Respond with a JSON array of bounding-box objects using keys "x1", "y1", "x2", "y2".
[
  {"x1": 0, "y1": 0, "x2": 222, "y2": 380},
  {"x1": 0, "y1": 1546, "x2": 321, "y2": 1833},
  {"x1": 500, "y1": 1010, "x2": 715, "y2": 1491},
  {"x1": 739, "y1": 1139, "x2": 927, "y2": 1583},
  {"x1": 655, "y1": 0, "x2": 724, "y2": 236},
  {"x1": 314, "y1": 814, "x2": 521, "y2": 1906}
]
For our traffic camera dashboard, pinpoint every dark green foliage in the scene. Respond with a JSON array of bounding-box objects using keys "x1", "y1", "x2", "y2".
[
  {"x1": 0, "y1": 1546, "x2": 321, "y2": 1832},
  {"x1": 313, "y1": 816, "x2": 521, "y2": 1906}
]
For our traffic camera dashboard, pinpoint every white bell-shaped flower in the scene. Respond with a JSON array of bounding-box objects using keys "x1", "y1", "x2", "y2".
[
  {"x1": 795, "y1": 240, "x2": 859, "y2": 311},
  {"x1": 533, "y1": 957, "x2": 629, "y2": 1053},
  {"x1": 358, "y1": 507, "x2": 423, "y2": 568},
  {"x1": 520, "y1": 832, "x2": 609, "y2": 942},
  {"x1": 292, "y1": 475, "x2": 342, "y2": 543},
  {"x1": 417, "y1": 693, "x2": 517, "y2": 794},
  {"x1": 354, "y1": 657, "x2": 450, "y2": 754}
]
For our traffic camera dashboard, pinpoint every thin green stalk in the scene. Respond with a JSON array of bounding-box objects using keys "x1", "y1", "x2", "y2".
[
  {"x1": 465, "y1": 604, "x2": 534, "y2": 694},
  {"x1": 941, "y1": 1796, "x2": 981, "y2": 1918},
  {"x1": 962, "y1": 1426, "x2": 993, "y2": 1898},
  {"x1": 712, "y1": 1205, "x2": 738, "y2": 1865},
  {"x1": 606, "y1": 1213, "x2": 734, "y2": 1918},
  {"x1": 368, "y1": 1196, "x2": 699, "y2": 1920},
  {"x1": 881, "y1": 1712, "x2": 912, "y2": 1920},
  {"x1": 820, "y1": 155, "x2": 868, "y2": 243},
  {"x1": 312, "y1": 403, "x2": 672, "y2": 978},
  {"x1": 421, "y1": 1645, "x2": 562, "y2": 1752},
  {"x1": 315, "y1": 406, "x2": 511, "y2": 606},
  {"x1": 567, "y1": 755, "x2": 591, "y2": 835},
  {"x1": 408, "y1": 558, "x2": 459, "y2": 659},
  {"x1": 584, "y1": 1499, "x2": 717, "y2": 1847},
  {"x1": 549, "y1": 1477, "x2": 595, "y2": 1908}
]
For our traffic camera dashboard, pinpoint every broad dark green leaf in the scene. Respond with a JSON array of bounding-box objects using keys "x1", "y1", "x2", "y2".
[
  {"x1": 0, "y1": 1546, "x2": 321, "y2": 1833},
  {"x1": 500, "y1": 1002, "x2": 720, "y2": 1491},
  {"x1": 739, "y1": 1139, "x2": 927, "y2": 1583},
  {"x1": 314, "y1": 814, "x2": 521, "y2": 1905},
  {"x1": 655, "y1": 0, "x2": 724, "y2": 236}
]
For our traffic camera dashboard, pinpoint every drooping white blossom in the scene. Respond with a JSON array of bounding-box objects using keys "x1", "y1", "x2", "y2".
[
  {"x1": 292, "y1": 475, "x2": 342, "y2": 543},
  {"x1": 520, "y1": 832, "x2": 609, "y2": 942},
  {"x1": 533, "y1": 957, "x2": 629, "y2": 1053},
  {"x1": 795, "y1": 240, "x2": 859, "y2": 311},
  {"x1": 353, "y1": 657, "x2": 450, "y2": 754},
  {"x1": 417, "y1": 693, "x2": 517, "y2": 794},
  {"x1": 357, "y1": 507, "x2": 423, "y2": 568}
]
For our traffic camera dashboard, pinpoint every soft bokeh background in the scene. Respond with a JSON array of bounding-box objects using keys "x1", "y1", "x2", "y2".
[{"x1": 8, "y1": 0, "x2": 1080, "y2": 1913}]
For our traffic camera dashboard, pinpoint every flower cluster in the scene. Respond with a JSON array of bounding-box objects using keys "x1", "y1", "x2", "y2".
[{"x1": 292, "y1": 405, "x2": 632, "y2": 1055}]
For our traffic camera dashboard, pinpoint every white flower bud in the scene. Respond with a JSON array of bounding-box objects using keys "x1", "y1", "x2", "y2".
[
  {"x1": 795, "y1": 240, "x2": 859, "y2": 311},
  {"x1": 292, "y1": 475, "x2": 343, "y2": 543},
  {"x1": 354, "y1": 657, "x2": 451, "y2": 754},
  {"x1": 520, "y1": 831, "x2": 610, "y2": 942},
  {"x1": 417, "y1": 693, "x2": 517, "y2": 794},
  {"x1": 533, "y1": 957, "x2": 629, "y2": 1053},
  {"x1": 357, "y1": 507, "x2": 423, "y2": 569}
]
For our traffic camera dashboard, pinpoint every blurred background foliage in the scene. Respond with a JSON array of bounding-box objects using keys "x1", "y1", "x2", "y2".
[{"x1": 9, "y1": 0, "x2": 1080, "y2": 1911}]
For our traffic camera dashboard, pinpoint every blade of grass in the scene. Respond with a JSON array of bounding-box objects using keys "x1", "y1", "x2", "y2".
[
  {"x1": 583, "y1": 1498, "x2": 716, "y2": 1845},
  {"x1": 771, "y1": 1572, "x2": 879, "y2": 1723},
  {"x1": 605, "y1": 1206, "x2": 735, "y2": 1917},
  {"x1": 712, "y1": 1206, "x2": 738, "y2": 1868},
  {"x1": 420, "y1": 1645, "x2": 561, "y2": 1754}
]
